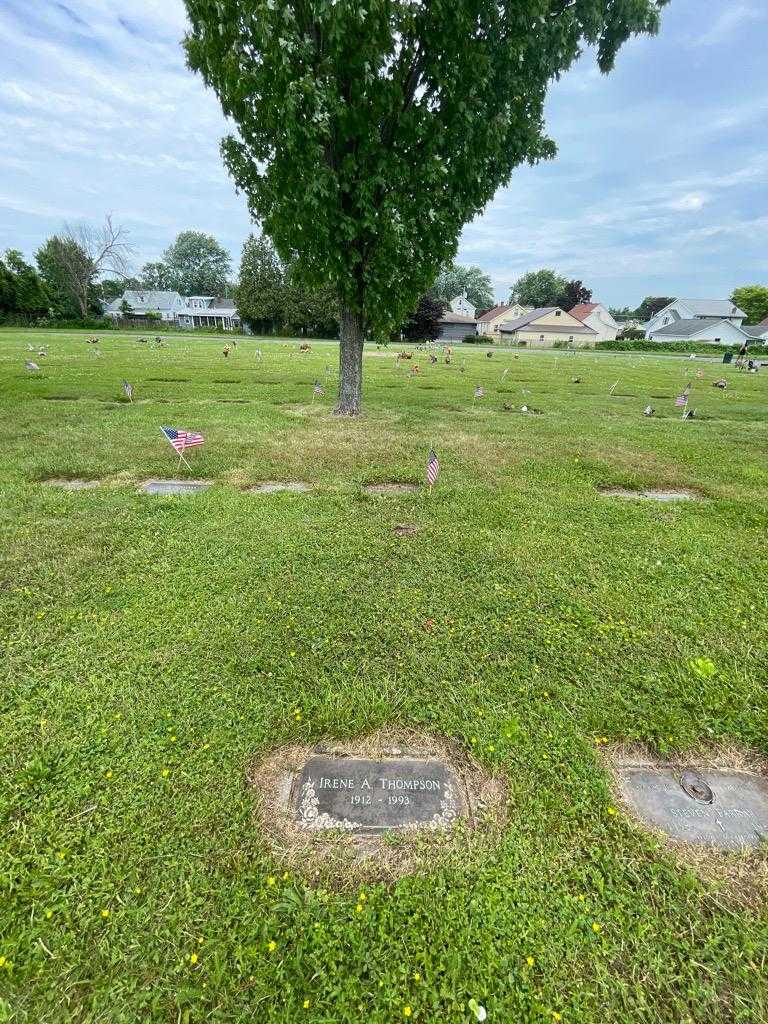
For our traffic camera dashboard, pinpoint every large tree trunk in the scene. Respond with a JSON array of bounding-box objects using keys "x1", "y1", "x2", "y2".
[{"x1": 335, "y1": 307, "x2": 364, "y2": 415}]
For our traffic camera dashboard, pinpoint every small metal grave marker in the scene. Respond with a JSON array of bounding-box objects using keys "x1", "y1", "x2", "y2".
[
  {"x1": 141, "y1": 479, "x2": 211, "y2": 496},
  {"x1": 618, "y1": 768, "x2": 768, "y2": 850},
  {"x1": 293, "y1": 755, "x2": 466, "y2": 835}
]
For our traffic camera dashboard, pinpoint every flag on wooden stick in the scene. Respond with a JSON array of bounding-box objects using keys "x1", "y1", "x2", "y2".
[{"x1": 122, "y1": 380, "x2": 134, "y2": 402}]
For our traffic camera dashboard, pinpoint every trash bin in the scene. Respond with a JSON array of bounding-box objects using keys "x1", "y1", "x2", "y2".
[{"x1": 722, "y1": 351, "x2": 733, "y2": 364}]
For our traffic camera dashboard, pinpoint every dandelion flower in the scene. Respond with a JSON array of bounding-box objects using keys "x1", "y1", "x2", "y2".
[
  {"x1": 607, "y1": 807, "x2": 616, "y2": 815},
  {"x1": 303, "y1": 1000, "x2": 310, "y2": 1009},
  {"x1": 413, "y1": 971, "x2": 421, "y2": 981},
  {"x1": 100, "y1": 909, "x2": 110, "y2": 919},
  {"x1": 190, "y1": 953, "x2": 198, "y2": 964},
  {"x1": 267, "y1": 876, "x2": 276, "y2": 886},
  {"x1": 592, "y1": 922, "x2": 602, "y2": 933},
  {"x1": 268, "y1": 940, "x2": 277, "y2": 952},
  {"x1": 161, "y1": 768, "x2": 169, "y2": 778},
  {"x1": 526, "y1": 956, "x2": 535, "y2": 967},
  {"x1": 403, "y1": 1007, "x2": 412, "y2": 1018}
]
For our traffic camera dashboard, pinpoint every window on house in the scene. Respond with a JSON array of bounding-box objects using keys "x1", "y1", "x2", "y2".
[
  {"x1": 539, "y1": 334, "x2": 545, "y2": 342},
  {"x1": 569, "y1": 335, "x2": 574, "y2": 342},
  {"x1": 714, "y1": 337, "x2": 721, "y2": 342},
  {"x1": 555, "y1": 309, "x2": 561, "y2": 316}
]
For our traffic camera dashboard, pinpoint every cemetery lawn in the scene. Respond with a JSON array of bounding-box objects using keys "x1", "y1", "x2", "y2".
[{"x1": 1, "y1": 328, "x2": 767, "y2": 1024}]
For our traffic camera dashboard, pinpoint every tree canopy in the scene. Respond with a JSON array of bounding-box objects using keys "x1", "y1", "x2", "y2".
[
  {"x1": 430, "y1": 263, "x2": 494, "y2": 311},
  {"x1": 150, "y1": 231, "x2": 232, "y2": 297},
  {"x1": 401, "y1": 294, "x2": 446, "y2": 342},
  {"x1": 0, "y1": 250, "x2": 50, "y2": 321},
  {"x1": 635, "y1": 296, "x2": 674, "y2": 320},
  {"x1": 731, "y1": 285, "x2": 768, "y2": 324},
  {"x1": 509, "y1": 269, "x2": 568, "y2": 308},
  {"x1": 184, "y1": 0, "x2": 667, "y2": 412}
]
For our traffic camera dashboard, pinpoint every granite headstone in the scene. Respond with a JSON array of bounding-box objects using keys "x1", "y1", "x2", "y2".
[
  {"x1": 617, "y1": 767, "x2": 768, "y2": 850},
  {"x1": 292, "y1": 755, "x2": 466, "y2": 835}
]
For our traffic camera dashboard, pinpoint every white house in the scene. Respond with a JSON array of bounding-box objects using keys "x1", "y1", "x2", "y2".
[
  {"x1": 176, "y1": 297, "x2": 241, "y2": 331},
  {"x1": 449, "y1": 293, "x2": 476, "y2": 319},
  {"x1": 104, "y1": 290, "x2": 187, "y2": 322},
  {"x1": 105, "y1": 290, "x2": 241, "y2": 330},
  {"x1": 569, "y1": 302, "x2": 618, "y2": 341},
  {"x1": 645, "y1": 298, "x2": 745, "y2": 336},
  {"x1": 648, "y1": 318, "x2": 751, "y2": 344}
]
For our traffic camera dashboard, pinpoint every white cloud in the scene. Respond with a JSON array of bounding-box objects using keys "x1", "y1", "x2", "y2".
[{"x1": 667, "y1": 193, "x2": 708, "y2": 212}]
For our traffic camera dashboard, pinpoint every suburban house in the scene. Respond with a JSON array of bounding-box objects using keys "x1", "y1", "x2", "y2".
[
  {"x1": 569, "y1": 302, "x2": 618, "y2": 341},
  {"x1": 176, "y1": 297, "x2": 241, "y2": 331},
  {"x1": 437, "y1": 309, "x2": 477, "y2": 341},
  {"x1": 646, "y1": 298, "x2": 746, "y2": 333},
  {"x1": 449, "y1": 294, "x2": 476, "y2": 319},
  {"x1": 105, "y1": 290, "x2": 241, "y2": 330},
  {"x1": 648, "y1": 318, "x2": 756, "y2": 345},
  {"x1": 476, "y1": 302, "x2": 533, "y2": 337},
  {"x1": 104, "y1": 290, "x2": 187, "y2": 322},
  {"x1": 499, "y1": 307, "x2": 597, "y2": 347}
]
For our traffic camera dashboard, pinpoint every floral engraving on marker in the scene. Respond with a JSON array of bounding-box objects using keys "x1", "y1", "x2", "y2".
[{"x1": 298, "y1": 779, "x2": 356, "y2": 831}]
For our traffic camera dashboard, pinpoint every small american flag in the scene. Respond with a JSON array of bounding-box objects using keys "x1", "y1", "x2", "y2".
[
  {"x1": 313, "y1": 382, "x2": 324, "y2": 397},
  {"x1": 122, "y1": 380, "x2": 133, "y2": 401},
  {"x1": 426, "y1": 448, "x2": 440, "y2": 488},
  {"x1": 161, "y1": 426, "x2": 204, "y2": 453},
  {"x1": 674, "y1": 393, "x2": 688, "y2": 408},
  {"x1": 25, "y1": 360, "x2": 40, "y2": 371},
  {"x1": 474, "y1": 386, "x2": 485, "y2": 399}
]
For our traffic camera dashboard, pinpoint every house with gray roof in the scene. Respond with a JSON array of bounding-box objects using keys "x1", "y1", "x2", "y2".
[
  {"x1": 104, "y1": 290, "x2": 186, "y2": 322},
  {"x1": 645, "y1": 298, "x2": 745, "y2": 338},
  {"x1": 105, "y1": 290, "x2": 241, "y2": 330}
]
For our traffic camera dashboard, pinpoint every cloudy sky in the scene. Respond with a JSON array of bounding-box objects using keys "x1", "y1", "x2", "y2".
[{"x1": 1, "y1": 1, "x2": 766, "y2": 307}]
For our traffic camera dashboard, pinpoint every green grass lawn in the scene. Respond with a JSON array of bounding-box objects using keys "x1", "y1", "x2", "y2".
[{"x1": 1, "y1": 328, "x2": 767, "y2": 1023}]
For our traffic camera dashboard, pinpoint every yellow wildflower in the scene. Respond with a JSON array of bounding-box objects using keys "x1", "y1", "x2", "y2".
[
  {"x1": 592, "y1": 922, "x2": 602, "y2": 933},
  {"x1": 190, "y1": 953, "x2": 198, "y2": 965},
  {"x1": 267, "y1": 876, "x2": 276, "y2": 886},
  {"x1": 100, "y1": 909, "x2": 110, "y2": 919},
  {"x1": 526, "y1": 956, "x2": 535, "y2": 967},
  {"x1": 403, "y1": 1008, "x2": 412, "y2": 1018},
  {"x1": 268, "y1": 940, "x2": 277, "y2": 952},
  {"x1": 303, "y1": 1000, "x2": 310, "y2": 1009}
]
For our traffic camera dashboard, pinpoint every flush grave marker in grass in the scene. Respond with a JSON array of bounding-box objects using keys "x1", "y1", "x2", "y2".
[
  {"x1": 41, "y1": 478, "x2": 101, "y2": 490},
  {"x1": 617, "y1": 766, "x2": 768, "y2": 850},
  {"x1": 598, "y1": 486, "x2": 700, "y2": 502},
  {"x1": 141, "y1": 479, "x2": 212, "y2": 496},
  {"x1": 364, "y1": 483, "x2": 420, "y2": 495},
  {"x1": 248, "y1": 481, "x2": 311, "y2": 493},
  {"x1": 293, "y1": 754, "x2": 465, "y2": 834}
]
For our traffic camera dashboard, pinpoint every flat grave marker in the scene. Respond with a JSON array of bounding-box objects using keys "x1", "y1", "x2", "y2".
[
  {"x1": 292, "y1": 755, "x2": 466, "y2": 835},
  {"x1": 617, "y1": 767, "x2": 768, "y2": 850},
  {"x1": 599, "y1": 487, "x2": 699, "y2": 502},
  {"x1": 42, "y1": 478, "x2": 100, "y2": 490},
  {"x1": 249, "y1": 481, "x2": 311, "y2": 493},
  {"x1": 364, "y1": 483, "x2": 420, "y2": 495},
  {"x1": 141, "y1": 479, "x2": 212, "y2": 496}
]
